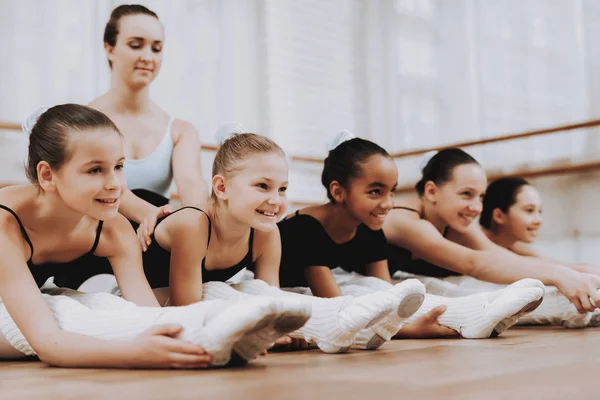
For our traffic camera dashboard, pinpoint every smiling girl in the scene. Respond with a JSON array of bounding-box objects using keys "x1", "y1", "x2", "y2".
[
  {"x1": 0, "y1": 104, "x2": 306, "y2": 368},
  {"x1": 138, "y1": 130, "x2": 420, "y2": 354},
  {"x1": 373, "y1": 149, "x2": 600, "y2": 331},
  {"x1": 55, "y1": 4, "x2": 209, "y2": 289},
  {"x1": 471, "y1": 177, "x2": 600, "y2": 327},
  {"x1": 275, "y1": 133, "x2": 544, "y2": 343}
]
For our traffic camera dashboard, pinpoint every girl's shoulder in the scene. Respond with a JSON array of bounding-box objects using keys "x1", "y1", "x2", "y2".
[
  {"x1": 0, "y1": 186, "x2": 36, "y2": 227},
  {"x1": 392, "y1": 196, "x2": 423, "y2": 215}
]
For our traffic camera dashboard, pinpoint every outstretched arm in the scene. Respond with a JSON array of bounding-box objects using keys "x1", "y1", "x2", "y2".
[
  {"x1": 96, "y1": 214, "x2": 159, "y2": 307},
  {"x1": 0, "y1": 218, "x2": 208, "y2": 368},
  {"x1": 154, "y1": 208, "x2": 209, "y2": 306},
  {"x1": 384, "y1": 210, "x2": 600, "y2": 313}
]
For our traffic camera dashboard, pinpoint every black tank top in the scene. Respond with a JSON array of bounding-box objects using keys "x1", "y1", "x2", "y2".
[
  {"x1": 147, "y1": 206, "x2": 255, "y2": 286},
  {"x1": 0, "y1": 204, "x2": 104, "y2": 288},
  {"x1": 386, "y1": 206, "x2": 461, "y2": 278}
]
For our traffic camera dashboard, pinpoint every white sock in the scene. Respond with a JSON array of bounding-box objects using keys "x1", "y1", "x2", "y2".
[
  {"x1": 339, "y1": 278, "x2": 425, "y2": 349},
  {"x1": 232, "y1": 279, "x2": 396, "y2": 353},
  {"x1": 517, "y1": 286, "x2": 592, "y2": 328},
  {"x1": 201, "y1": 281, "x2": 311, "y2": 361},
  {"x1": 404, "y1": 281, "x2": 544, "y2": 338},
  {"x1": 0, "y1": 293, "x2": 278, "y2": 366},
  {"x1": 418, "y1": 277, "x2": 473, "y2": 297},
  {"x1": 40, "y1": 286, "x2": 135, "y2": 310},
  {"x1": 418, "y1": 277, "x2": 504, "y2": 297},
  {"x1": 411, "y1": 277, "x2": 591, "y2": 330}
]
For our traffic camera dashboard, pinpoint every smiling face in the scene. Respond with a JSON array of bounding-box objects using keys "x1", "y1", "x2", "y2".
[
  {"x1": 499, "y1": 185, "x2": 543, "y2": 243},
  {"x1": 105, "y1": 14, "x2": 164, "y2": 90},
  {"x1": 339, "y1": 155, "x2": 398, "y2": 230},
  {"x1": 216, "y1": 152, "x2": 289, "y2": 232},
  {"x1": 50, "y1": 128, "x2": 126, "y2": 221},
  {"x1": 426, "y1": 163, "x2": 487, "y2": 232}
]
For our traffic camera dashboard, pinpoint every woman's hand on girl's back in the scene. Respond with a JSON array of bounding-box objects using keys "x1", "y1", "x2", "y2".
[{"x1": 137, "y1": 205, "x2": 173, "y2": 251}]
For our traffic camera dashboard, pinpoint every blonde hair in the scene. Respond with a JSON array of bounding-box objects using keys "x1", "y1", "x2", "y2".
[{"x1": 212, "y1": 132, "x2": 286, "y2": 179}]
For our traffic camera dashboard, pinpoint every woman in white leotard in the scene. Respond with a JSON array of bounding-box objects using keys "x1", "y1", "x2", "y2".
[
  {"x1": 92, "y1": 4, "x2": 209, "y2": 244},
  {"x1": 55, "y1": 5, "x2": 209, "y2": 289}
]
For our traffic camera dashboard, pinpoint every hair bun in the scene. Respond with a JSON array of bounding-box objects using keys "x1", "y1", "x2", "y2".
[
  {"x1": 215, "y1": 122, "x2": 244, "y2": 145},
  {"x1": 326, "y1": 129, "x2": 355, "y2": 151},
  {"x1": 418, "y1": 150, "x2": 438, "y2": 172},
  {"x1": 22, "y1": 106, "x2": 51, "y2": 136}
]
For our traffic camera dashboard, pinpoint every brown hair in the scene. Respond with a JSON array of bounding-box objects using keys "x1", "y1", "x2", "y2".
[
  {"x1": 415, "y1": 148, "x2": 480, "y2": 196},
  {"x1": 480, "y1": 177, "x2": 530, "y2": 230},
  {"x1": 26, "y1": 104, "x2": 121, "y2": 185},
  {"x1": 103, "y1": 4, "x2": 159, "y2": 68},
  {"x1": 212, "y1": 133, "x2": 286, "y2": 195}
]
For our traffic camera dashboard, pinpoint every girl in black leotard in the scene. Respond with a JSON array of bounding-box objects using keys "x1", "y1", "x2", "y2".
[
  {"x1": 381, "y1": 149, "x2": 600, "y2": 325},
  {"x1": 0, "y1": 104, "x2": 302, "y2": 368},
  {"x1": 143, "y1": 130, "x2": 419, "y2": 354},
  {"x1": 459, "y1": 177, "x2": 600, "y2": 328},
  {"x1": 278, "y1": 133, "x2": 545, "y2": 341}
]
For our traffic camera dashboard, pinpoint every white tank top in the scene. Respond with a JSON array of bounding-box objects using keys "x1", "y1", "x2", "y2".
[{"x1": 124, "y1": 117, "x2": 174, "y2": 197}]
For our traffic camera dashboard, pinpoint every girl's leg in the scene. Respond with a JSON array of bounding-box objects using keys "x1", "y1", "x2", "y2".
[
  {"x1": 517, "y1": 285, "x2": 592, "y2": 328},
  {"x1": 203, "y1": 280, "x2": 418, "y2": 353},
  {"x1": 397, "y1": 276, "x2": 598, "y2": 329},
  {"x1": 337, "y1": 277, "x2": 425, "y2": 349},
  {"x1": 0, "y1": 293, "x2": 282, "y2": 366},
  {"x1": 0, "y1": 329, "x2": 26, "y2": 359},
  {"x1": 402, "y1": 279, "x2": 545, "y2": 338}
]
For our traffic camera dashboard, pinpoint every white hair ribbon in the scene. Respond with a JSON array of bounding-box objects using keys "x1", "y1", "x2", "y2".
[{"x1": 326, "y1": 129, "x2": 355, "y2": 151}]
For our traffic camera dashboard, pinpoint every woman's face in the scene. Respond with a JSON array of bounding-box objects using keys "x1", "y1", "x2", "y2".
[
  {"x1": 502, "y1": 185, "x2": 543, "y2": 243},
  {"x1": 106, "y1": 14, "x2": 164, "y2": 90}
]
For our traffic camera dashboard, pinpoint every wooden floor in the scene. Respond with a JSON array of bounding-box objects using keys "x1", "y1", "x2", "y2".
[{"x1": 2, "y1": 326, "x2": 599, "y2": 400}]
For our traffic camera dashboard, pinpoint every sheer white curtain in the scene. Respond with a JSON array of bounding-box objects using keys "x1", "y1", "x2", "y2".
[
  {"x1": 1, "y1": 0, "x2": 598, "y2": 205},
  {"x1": 364, "y1": 0, "x2": 595, "y2": 187},
  {"x1": 0, "y1": 0, "x2": 263, "y2": 183}
]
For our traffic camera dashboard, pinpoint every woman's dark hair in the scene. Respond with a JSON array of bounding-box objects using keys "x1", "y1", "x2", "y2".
[
  {"x1": 415, "y1": 148, "x2": 480, "y2": 196},
  {"x1": 480, "y1": 177, "x2": 530, "y2": 229},
  {"x1": 103, "y1": 4, "x2": 159, "y2": 68},
  {"x1": 321, "y1": 137, "x2": 391, "y2": 202},
  {"x1": 26, "y1": 104, "x2": 121, "y2": 185}
]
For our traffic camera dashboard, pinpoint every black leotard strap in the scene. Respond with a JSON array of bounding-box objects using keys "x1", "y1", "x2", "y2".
[
  {"x1": 393, "y1": 206, "x2": 420, "y2": 214},
  {"x1": 0, "y1": 204, "x2": 34, "y2": 262},
  {"x1": 87, "y1": 221, "x2": 104, "y2": 255},
  {"x1": 393, "y1": 205, "x2": 449, "y2": 237},
  {"x1": 248, "y1": 228, "x2": 255, "y2": 261},
  {"x1": 156, "y1": 206, "x2": 212, "y2": 245},
  {"x1": 442, "y1": 226, "x2": 449, "y2": 238}
]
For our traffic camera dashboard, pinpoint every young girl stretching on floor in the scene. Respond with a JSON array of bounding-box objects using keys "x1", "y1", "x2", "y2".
[
  {"x1": 276, "y1": 132, "x2": 545, "y2": 342},
  {"x1": 136, "y1": 128, "x2": 425, "y2": 354},
  {"x1": 439, "y1": 177, "x2": 600, "y2": 328},
  {"x1": 371, "y1": 150, "x2": 600, "y2": 330},
  {"x1": 0, "y1": 104, "x2": 307, "y2": 368}
]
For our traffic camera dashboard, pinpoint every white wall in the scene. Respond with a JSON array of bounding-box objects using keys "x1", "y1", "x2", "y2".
[{"x1": 1, "y1": 0, "x2": 599, "y2": 262}]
